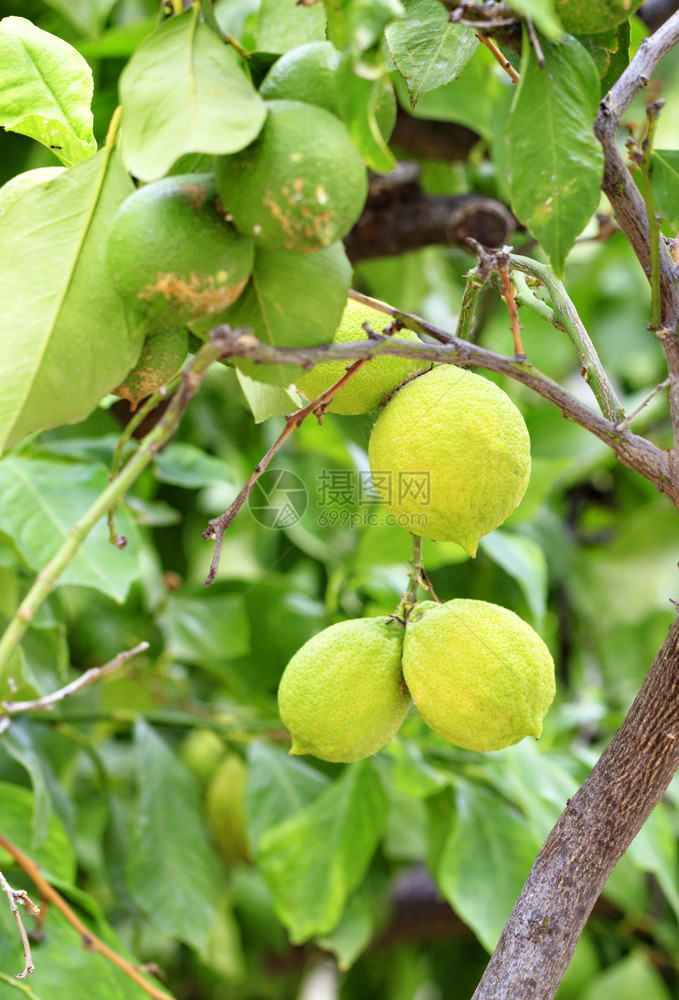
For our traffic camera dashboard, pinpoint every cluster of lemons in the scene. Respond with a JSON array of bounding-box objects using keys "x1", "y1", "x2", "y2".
[{"x1": 279, "y1": 300, "x2": 555, "y2": 761}]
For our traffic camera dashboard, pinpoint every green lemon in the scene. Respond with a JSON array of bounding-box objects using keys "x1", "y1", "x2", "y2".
[
  {"x1": 368, "y1": 365, "x2": 531, "y2": 555},
  {"x1": 403, "y1": 600, "x2": 555, "y2": 752},
  {"x1": 215, "y1": 100, "x2": 368, "y2": 254},
  {"x1": 555, "y1": 0, "x2": 643, "y2": 34},
  {"x1": 260, "y1": 41, "x2": 397, "y2": 142},
  {"x1": 296, "y1": 298, "x2": 430, "y2": 414},
  {"x1": 278, "y1": 617, "x2": 411, "y2": 763},
  {"x1": 114, "y1": 327, "x2": 189, "y2": 409},
  {"x1": 106, "y1": 173, "x2": 254, "y2": 325},
  {"x1": 205, "y1": 754, "x2": 250, "y2": 863}
]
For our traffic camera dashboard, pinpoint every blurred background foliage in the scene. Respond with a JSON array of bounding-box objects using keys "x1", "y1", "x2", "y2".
[{"x1": 2, "y1": 1, "x2": 679, "y2": 999}]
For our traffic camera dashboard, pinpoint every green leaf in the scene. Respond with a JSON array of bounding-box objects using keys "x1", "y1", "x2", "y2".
[
  {"x1": 386, "y1": 0, "x2": 478, "y2": 105},
  {"x1": 599, "y1": 20, "x2": 630, "y2": 94},
  {"x1": 119, "y1": 7, "x2": 267, "y2": 182},
  {"x1": 0, "y1": 781, "x2": 75, "y2": 884},
  {"x1": 335, "y1": 58, "x2": 396, "y2": 173},
  {"x1": 0, "y1": 17, "x2": 96, "y2": 165},
  {"x1": 479, "y1": 528, "x2": 548, "y2": 625},
  {"x1": 223, "y1": 242, "x2": 352, "y2": 387},
  {"x1": 258, "y1": 759, "x2": 387, "y2": 941},
  {"x1": 506, "y1": 34, "x2": 603, "y2": 276},
  {"x1": 153, "y1": 441, "x2": 239, "y2": 488},
  {"x1": 236, "y1": 370, "x2": 304, "y2": 422},
  {"x1": 3, "y1": 721, "x2": 54, "y2": 849},
  {"x1": 245, "y1": 740, "x2": 330, "y2": 851},
  {"x1": 506, "y1": 0, "x2": 563, "y2": 39},
  {"x1": 626, "y1": 802, "x2": 679, "y2": 921},
  {"x1": 128, "y1": 721, "x2": 223, "y2": 954},
  {"x1": 316, "y1": 887, "x2": 376, "y2": 969},
  {"x1": 651, "y1": 149, "x2": 679, "y2": 230},
  {"x1": 256, "y1": 0, "x2": 326, "y2": 52},
  {"x1": 157, "y1": 588, "x2": 251, "y2": 667},
  {"x1": 42, "y1": 0, "x2": 118, "y2": 39},
  {"x1": 437, "y1": 781, "x2": 539, "y2": 952},
  {"x1": 325, "y1": 0, "x2": 404, "y2": 53},
  {"x1": 0, "y1": 149, "x2": 142, "y2": 451},
  {"x1": 0, "y1": 457, "x2": 139, "y2": 602},
  {"x1": 581, "y1": 953, "x2": 672, "y2": 1000}
]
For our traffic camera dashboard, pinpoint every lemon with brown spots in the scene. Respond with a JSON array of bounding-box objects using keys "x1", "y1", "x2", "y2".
[
  {"x1": 114, "y1": 327, "x2": 188, "y2": 409},
  {"x1": 403, "y1": 600, "x2": 555, "y2": 752},
  {"x1": 105, "y1": 173, "x2": 254, "y2": 326},
  {"x1": 215, "y1": 100, "x2": 368, "y2": 253}
]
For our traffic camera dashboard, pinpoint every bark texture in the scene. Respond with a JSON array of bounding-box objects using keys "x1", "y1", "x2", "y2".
[{"x1": 473, "y1": 616, "x2": 679, "y2": 999}]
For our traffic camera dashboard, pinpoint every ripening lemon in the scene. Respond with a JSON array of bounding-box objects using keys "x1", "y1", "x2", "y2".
[
  {"x1": 296, "y1": 298, "x2": 430, "y2": 414},
  {"x1": 368, "y1": 365, "x2": 531, "y2": 555},
  {"x1": 106, "y1": 173, "x2": 254, "y2": 325},
  {"x1": 555, "y1": 0, "x2": 643, "y2": 34},
  {"x1": 215, "y1": 100, "x2": 368, "y2": 253},
  {"x1": 114, "y1": 327, "x2": 189, "y2": 409},
  {"x1": 277, "y1": 617, "x2": 411, "y2": 762},
  {"x1": 403, "y1": 600, "x2": 555, "y2": 752}
]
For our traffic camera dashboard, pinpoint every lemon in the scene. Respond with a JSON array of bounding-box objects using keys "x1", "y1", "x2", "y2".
[
  {"x1": 368, "y1": 365, "x2": 531, "y2": 555},
  {"x1": 403, "y1": 600, "x2": 555, "y2": 752},
  {"x1": 205, "y1": 754, "x2": 251, "y2": 863},
  {"x1": 278, "y1": 617, "x2": 411, "y2": 763},
  {"x1": 106, "y1": 173, "x2": 254, "y2": 325},
  {"x1": 215, "y1": 100, "x2": 368, "y2": 253},
  {"x1": 296, "y1": 298, "x2": 430, "y2": 414},
  {"x1": 260, "y1": 41, "x2": 397, "y2": 142},
  {"x1": 114, "y1": 326, "x2": 188, "y2": 409},
  {"x1": 555, "y1": 0, "x2": 643, "y2": 33}
]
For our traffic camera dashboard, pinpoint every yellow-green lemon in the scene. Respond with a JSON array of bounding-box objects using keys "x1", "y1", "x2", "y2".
[
  {"x1": 403, "y1": 600, "x2": 555, "y2": 752},
  {"x1": 260, "y1": 41, "x2": 397, "y2": 142},
  {"x1": 296, "y1": 298, "x2": 429, "y2": 414},
  {"x1": 114, "y1": 327, "x2": 188, "y2": 409},
  {"x1": 215, "y1": 100, "x2": 368, "y2": 253},
  {"x1": 278, "y1": 617, "x2": 410, "y2": 763},
  {"x1": 555, "y1": 0, "x2": 643, "y2": 34},
  {"x1": 205, "y1": 754, "x2": 250, "y2": 863},
  {"x1": 367, "y1": 365, "x2": 531, "y2": 555},
  {"x1": 106, "y1": 173, "x2": 254, "y2": 325}
]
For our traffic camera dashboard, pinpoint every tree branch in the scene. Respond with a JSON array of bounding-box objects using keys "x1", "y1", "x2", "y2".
[{"x1": 472, "y1": 612, "x2": 679, "y2": 999}]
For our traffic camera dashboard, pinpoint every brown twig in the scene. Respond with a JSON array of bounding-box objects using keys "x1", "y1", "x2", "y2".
[
  {"x1": 615, "y1": 377, "x2": 671, "y2": 430},
  {"x1": 0, "y1": 871, "x2": 38, "y2": 979},
  {"x1": 0, "y1": 835, "x2": 175, "y2": 1000},
  {"x1": 524, "y1": 17, "x2": 545, "y2": 68},
  {"x1": 1, "y1": 643, "x2": 149, "y2": 718},
  {"x1": 202, "y1": 359, "x2": 372, "y2": 585},
  {"x1": 498, "y1": 262, "x2": 525, "y2": 357},
  {"x1": 476, "y1": 32, "x2": 520, "y2": 82}
]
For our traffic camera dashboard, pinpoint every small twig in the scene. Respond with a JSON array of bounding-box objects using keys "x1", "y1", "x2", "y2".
[
  {"x1": 476, "y1": 32, "x2": 520, "y2": 82},
  {"x1": 1, "y1": 642, "x2": 149, "y2": 717},
  {"x1": 524, "y1": 17, "x2": 545, "y2": 68},
  {"x1": 0, "y1": 871, "x2": 38, "y2": 979},
  {"x1": 419, "y1": 566, "x2": 443, "y2": 603},
  {"x1": 615, "y1": 378, "x2": 670, "y2": 431},
  {"x1": 498, "y1": 262, "x2": 525, "y2": 358},
  {"x1": 202, "y1": 358, "x2": 370, "y2": 585},
  {"x1": 0, "y1": 333, "x2": 228, "y2": 673},
  {"x1": 0, "y1": 835, "x2": 174, "y2": 1000},
  {"x1": 455, "y1": 275, "x2": 485, "y2": 340},
  {"x1": 404, "y1": 535, "x2": 424, "y2": 605}
]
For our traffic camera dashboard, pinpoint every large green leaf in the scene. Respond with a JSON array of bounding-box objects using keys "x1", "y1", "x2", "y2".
[
  {"x1": 223, "y1": 242, "x2": 352, "y2": 387},
  {"x1": 0, "y1": 149, "x2": 141, "y2": 451},
  {"x1": 0, "y1": 455, "x2": 139, "y2": 602},
  {"x1": 437, "y1": 781, "x2": 539, "y2": 952},
  {"x1": 0, "y1": 16, "x2": 96, "y2": 165},
  {"x1": 506, "y1": 34, "x2": 603, "y2": 276},
  {"x1": 479, "y1": 528, "x2": 548, "y2": 625},
  {"x1": 581, "y1": 953, "x2": 672, "y2": 1000},
  {"x1": 157, "y1": 587, "x2": 251, "y2": 668},
  {"x1": 127, "y1": 721, "x2": 223, "y2": 955},
  {"x1": 42, "y1": 0, "x2": 118, "y2": 40},
  {"x1": 257, "y1": 759, "x2": 387, "y2": 941},
  {"x1": 245, "y1": 740, "x2": 330, "y2": 851},
  {"x1": 0, "y1": 782, "x2": 75, "y2": 883},
  {"x1": 119, "y1": 7, "x2": 266, "y2": 181},
  {"x1": 386, "y1": 0, "x2": 478, "y2": 106},
  {"x1": 0, "y1": 457, "x2": 139, "y2": 602}
]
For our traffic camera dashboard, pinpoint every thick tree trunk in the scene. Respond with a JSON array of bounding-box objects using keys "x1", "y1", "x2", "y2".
[{"x1": 473, "y1": 614, "x2": 679, "y2": 999}]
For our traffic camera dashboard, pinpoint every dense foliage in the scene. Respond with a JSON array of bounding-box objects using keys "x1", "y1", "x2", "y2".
[{"x1": 2, "y1": 1, "x2": 679, "y2": 999}]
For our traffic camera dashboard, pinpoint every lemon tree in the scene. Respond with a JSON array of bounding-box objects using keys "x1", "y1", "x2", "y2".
[{"x1": 3, "y1": 3, "x2": 679, "y2": 1000}]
